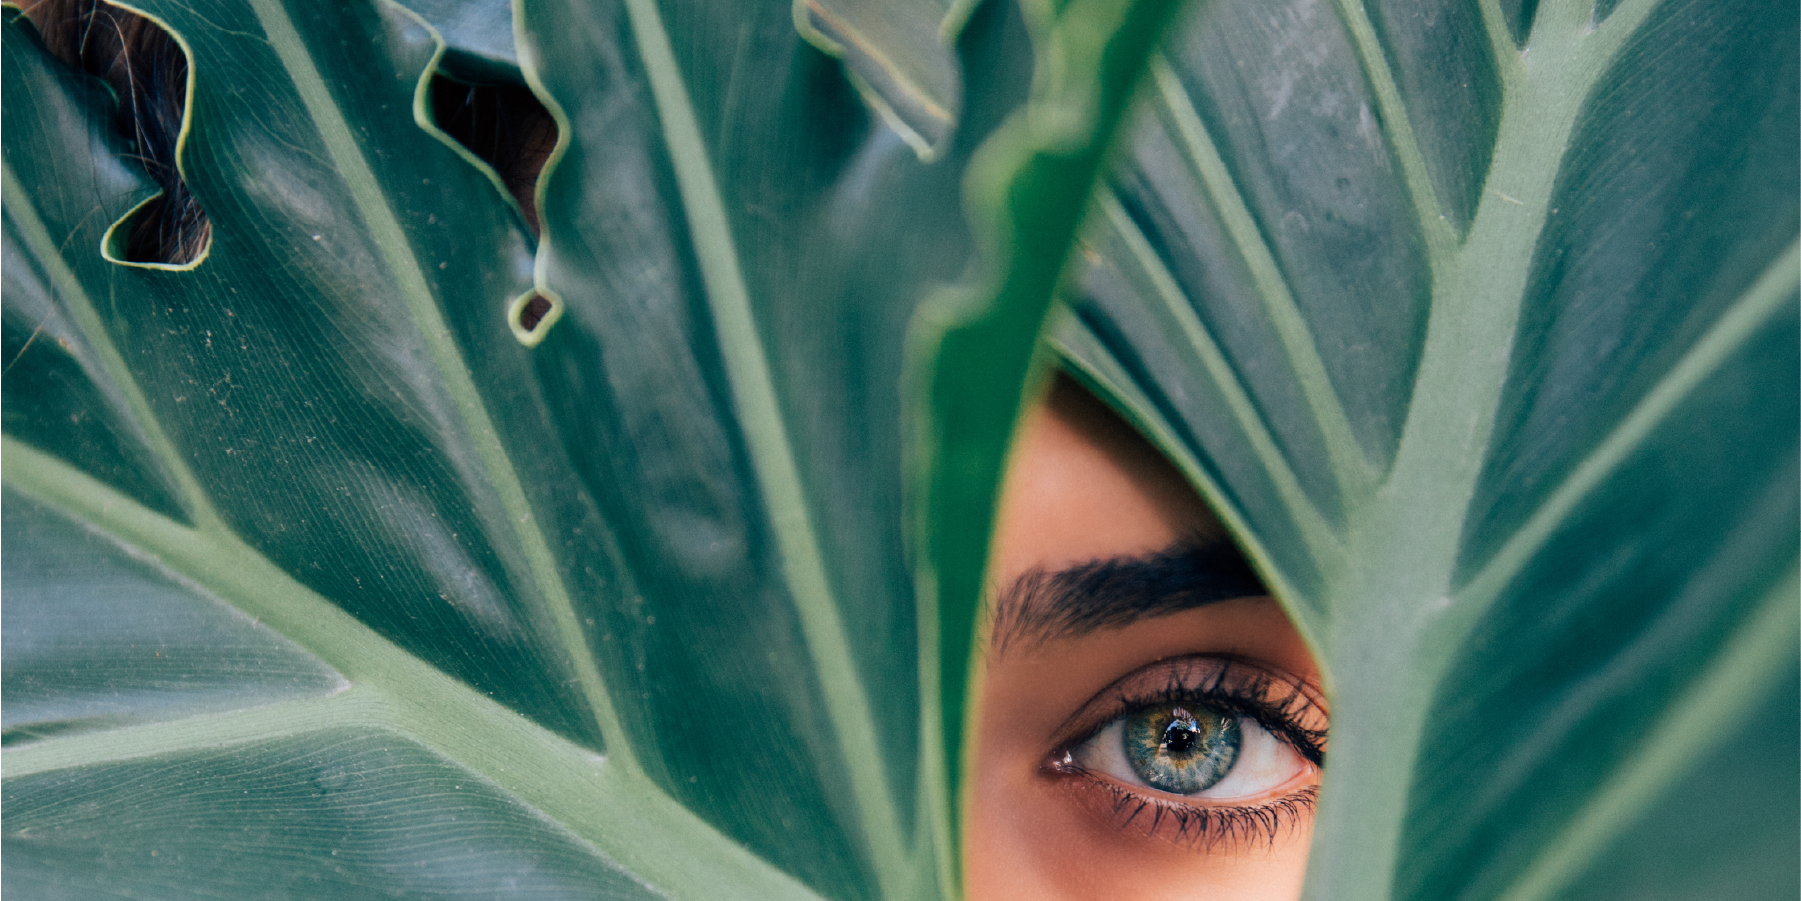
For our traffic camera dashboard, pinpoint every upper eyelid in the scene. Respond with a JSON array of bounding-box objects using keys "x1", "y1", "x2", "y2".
[{"x1": 1049, "y1": 654, "x2": 1328, "y2": 756}]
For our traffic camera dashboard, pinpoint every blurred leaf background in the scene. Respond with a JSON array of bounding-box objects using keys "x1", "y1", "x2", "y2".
[{"x1": 2, "y1": 0, "x2": 1795, "y2": 898}]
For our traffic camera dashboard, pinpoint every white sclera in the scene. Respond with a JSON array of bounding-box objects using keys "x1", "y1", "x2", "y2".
[{"x1": 1072, "y1": 710, "x2": 1306, "y2": 800}]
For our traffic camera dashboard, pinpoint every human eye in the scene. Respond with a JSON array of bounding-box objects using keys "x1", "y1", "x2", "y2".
[{"x1": 1046, "y1": 656, "x2": 1328, "y2": 848}]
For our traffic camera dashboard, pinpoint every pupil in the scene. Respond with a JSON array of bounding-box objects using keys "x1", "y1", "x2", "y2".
[
  {"x1": 1162, "y1": 709, "x2": 1199, "y2": 755},
  {"x1": 1121, "y1": 702, "x2": 1242, "y2": 795}
]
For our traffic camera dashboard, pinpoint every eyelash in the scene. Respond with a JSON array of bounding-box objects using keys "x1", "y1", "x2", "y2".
[
  {"x1": 1043, "y1": 656, "x2": 1328, "y2": 849},
  {"x1": 1075, "y1": 779, "x2": 1320, "y2": 849}
]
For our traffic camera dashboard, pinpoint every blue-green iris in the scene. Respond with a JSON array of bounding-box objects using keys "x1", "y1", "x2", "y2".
[{"x1": 1122, "y1": 704, "x2": 1240, "y2": 794}]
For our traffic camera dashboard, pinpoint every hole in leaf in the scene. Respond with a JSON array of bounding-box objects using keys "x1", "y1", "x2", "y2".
[
  {"x1": 507, "y1": 290, "x2": 561, "y2": 347},
  {"x1": 517, "y1": 292, "x2": 553, "y2": 332},
  {"x1": 427, "y1": 74, "x2": 558, "y2": 234},
  {"x1": 22, "y1": 0, "x2": 210, "y2": 265}
]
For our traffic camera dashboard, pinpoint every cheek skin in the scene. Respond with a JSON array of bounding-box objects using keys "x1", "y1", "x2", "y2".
[{"x1": 965, "y1": 379, "x2": 1316, "y2": 901}]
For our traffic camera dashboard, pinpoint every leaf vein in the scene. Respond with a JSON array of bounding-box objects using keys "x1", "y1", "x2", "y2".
[
  {"x1": 242, "y1": 0, "x2": 630, "y2": 766},
  {"x1": 1455, "y1": 239, "x2": 1800, "y2": 614},
  {"x1": 614, "y1": 0, "x2": 908, "y2": 890},
  {"x1": 1150, "y1": 59, "x2": 1376, "y2": 493},
  {"x1": 1096, "y1": 194, "x2": 1345, "y2": 570}
]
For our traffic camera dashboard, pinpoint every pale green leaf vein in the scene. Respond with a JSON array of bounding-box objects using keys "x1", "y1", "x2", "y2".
[
  {"x1": 1489, "y1": 565, "x2": 1800, "y2": 901},
  {"x1": 1453, "y1": 240, "x2": 1800, "y2": 623},
  {"x1": 242, "y1": 0, "x2": 628, "y2": 766},
  {"x1": 1586, "y1": 0, "x2": 1667, "y2": 61},
  {"x1": 1051, "y1": 318, "x2": 1332, "y2": 644},
  {"x1": 1326, "y1": 0, "x2": 1459, "y2": 261},
  {"x1": 1301, "y1": 14, "x2": 1673, "y2": 897},
  {"x1": 3, "y1": 437, "x2": 518, "y2": 716},
  {"x1": 3, "y1": 690, "x2": 379, "y2": 779},
  {"x1": 0, "y1": 438, "x2": 821, "y2": 901},
  {"x1": 1, "y1": 163, "x2": 224, "y2": 533},
  {"x1": 1476, "y1": 0, "x2": 1526, "y2": 90},
  {"x1": 1098, "y1": 194, "x2": 1344, "y2": 569},
  {"x1": 1151, "y1": 59, "x2": 1375, "y2": 494},
  {"x1": 1535, "y1": 0, "x2": 1666, "y2": 68},
  {"x1": 616, "y1": 0, "x2": 907, "y2": 891}
]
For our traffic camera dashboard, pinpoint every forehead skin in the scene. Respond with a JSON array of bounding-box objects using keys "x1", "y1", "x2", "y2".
[{"x1": 989, "y1": 377, "x2": 1224, "y2": 589}]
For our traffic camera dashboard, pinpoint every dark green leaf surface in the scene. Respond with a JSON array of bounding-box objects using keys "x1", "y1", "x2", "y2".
[
  {"x1": 1054, "y1": 0, "x2": 1799, "y2": 899},
  {"x1": 7, "y1": 0, "x2": 1795, "y2": 896},
  {"x1": 1, "y1": 0, "x2": 1163, "y2": 896},
  {"x1": 5, "y1": 0, "x2": 603, "y2": 751},
  {"x1": 7, "y1": 731, "x2": 659, "y2": 900},
  {"x1": 1558, "y1": 669, "x2": 1800, "y2": 901},
  {"x1": 795, "y1": 0, "x2": 970, "y2": 158},
  {"x1": 3, "y1": 490, "x2": 345, "y2": 745}
]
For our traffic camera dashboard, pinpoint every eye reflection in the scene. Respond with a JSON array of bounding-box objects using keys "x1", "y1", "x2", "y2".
[
  {"x1": 1114, "y1": 704, "x2": 1241, "y2": 794},
  {"x1": 1054, "y1": 656, "x2": 1323, "y2": 811}
]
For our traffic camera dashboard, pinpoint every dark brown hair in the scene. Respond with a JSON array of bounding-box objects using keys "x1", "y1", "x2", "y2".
[
  {"x1": 23, "y1": 0, "x2": 207, "y2": 264},
  {"x1": 21, "y1": 0, "x2": 557, "y2": 264}
]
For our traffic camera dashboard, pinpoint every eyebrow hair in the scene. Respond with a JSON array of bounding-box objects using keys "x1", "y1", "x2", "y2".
[{"x1": 986, "y1": 539, "x2": 1268, "y2": 653}]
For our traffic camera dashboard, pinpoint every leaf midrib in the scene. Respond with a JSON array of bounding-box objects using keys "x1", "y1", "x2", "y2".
[
  {"x1": 0, "y1": 438, "x2": 821, "y2": 901},
  {"x1": 1304, "y1": 2, "x2": 1689, "y2": 898},
  {"x1": 1373, "y1": 0, "x2": 1671, "y2": 628}
]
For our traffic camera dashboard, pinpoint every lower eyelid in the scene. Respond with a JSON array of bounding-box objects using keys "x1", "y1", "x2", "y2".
[{"x1": 1048, "y1": 767, "x2": 1320, "y2": 851}]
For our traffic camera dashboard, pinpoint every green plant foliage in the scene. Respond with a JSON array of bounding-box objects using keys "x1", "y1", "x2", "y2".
[
  {"x1": 793, "y1": 0, "x2": 969, "y2": 158},
  {"x1": 1040, "y1": 0, "x2": 1799, "y2": 898},
  {"x1": 396, "y1": 0, "x2": 516, "y2": 78},
  {"x1": 3, "y1": 0, "x2": 1795, "y2": 899},
  {"x1": 0, "y1": 0, "x2": 1169, "y2": 896}
]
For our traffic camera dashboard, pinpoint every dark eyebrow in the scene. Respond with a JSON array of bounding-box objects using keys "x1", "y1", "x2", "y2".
[{"x1": 986, "y1": 538, "x2": 1267, "y2": 653}]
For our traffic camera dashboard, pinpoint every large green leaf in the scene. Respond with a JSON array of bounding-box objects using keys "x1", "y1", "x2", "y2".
[
  {"x1": 1051, "y1": 0, "x2": 1799, "y2": 897},
  {"x1": 0, "y1": 0, "x2": 1170, "y2": 896},
  {"x1": 6, "y1": 0, "x2": 1796, "y2": 897}
]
